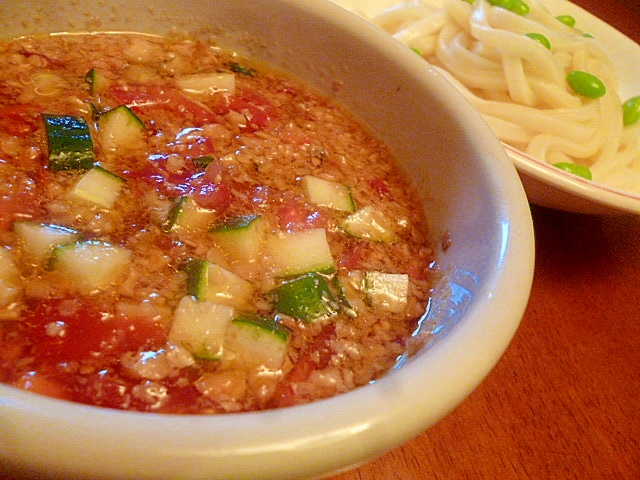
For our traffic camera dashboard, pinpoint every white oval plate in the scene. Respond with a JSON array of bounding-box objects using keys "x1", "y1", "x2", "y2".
[{"x1": 332, "y1": 0, "x2": 640, "y2": 215}]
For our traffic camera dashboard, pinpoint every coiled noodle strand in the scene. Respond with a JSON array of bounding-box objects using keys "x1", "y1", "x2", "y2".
[{"x1": 371, "y1": 0, "x2": 640, "y2": 192}]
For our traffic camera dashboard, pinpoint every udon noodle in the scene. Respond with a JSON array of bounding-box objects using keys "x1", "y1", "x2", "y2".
[{"x1": 370, "y1": 0, "x2": 640, "y2": 192}]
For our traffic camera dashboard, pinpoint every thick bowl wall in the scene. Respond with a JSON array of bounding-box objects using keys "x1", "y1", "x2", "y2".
[{"x1": 0, "y1": 1, "x2": 535, "y2": 479}]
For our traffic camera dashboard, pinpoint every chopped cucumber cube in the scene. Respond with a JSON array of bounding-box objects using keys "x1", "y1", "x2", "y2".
[
  {"x1": 269, "y1": 272, "x2": 339, "y2": 322},
  {"x1": 0, "y1": 249, "x2": 22, "y2": 316},
  {"x1": 341, "y1": 205, "x2": 397, "y2": 242},
  {"x1": 364, "y1": 271, "x2": 409, "y2": 313},
  {"x1": 85, "y1": 68, "x2": 111, "y2": 95},
  {"x1": 0, "y1": 250, "x2": 19, "y2": 281},
  {"x1": 267, "y1": 228, "x2": 336, "y2": 277},
  {"x1": 163, "y1": 196, "x2": 218, "y2": 233},
  {"x1": 13, "y1": 221, "x2": 81, "y2": 266},
  {"x1": 169, "y1": 295, "x2": 235, "y2": 361},
  {"x1": 331, "y1": 275, "x2": 357, "y2": 318},
  {"x1": 301, "y1": 175, "x2": 355, "y2": 212},
  {"x1": 43, "y1": 114, "x2": 94, "y2": 171},
  {"x1": 97, "y1": 105, "x2": 145, "y2": 153},
  {"x1": 176, "y1": 72, "x2": 236, "y2": 96},
  {"x1": 68, "y1": 166, "x2": 125, "y2": 208},
  {"x1": 186, "y1": 259, "x2": 254, "y2": 310},
  {"x1": 225, "y1": 315, "x2": 291, "y2": 370},
  {"x1": 50, "y1": 240, "x2": 132, "y2": 293},
  {"x1": 209, "y1": 215, "x2": 266, "y2": 265}
]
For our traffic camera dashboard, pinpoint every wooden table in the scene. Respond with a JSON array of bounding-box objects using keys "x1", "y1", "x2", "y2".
[{"x1": 331, "y1": 1, "x2": 640, "y2": 479}]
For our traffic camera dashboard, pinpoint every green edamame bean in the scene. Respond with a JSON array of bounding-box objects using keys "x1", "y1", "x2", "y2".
[
  {"x1": 566, "y1": 71, "x2": 606, "y2": 99},
  {"x1": 511, "y1": 0, "x2": 530, "y2": 15},
  {"x1": 525, "y1": 33, "x2": 551, "y2": 49},
  {"x1": 487, "y1": 0, "x2": 530, "y2": 16},
  {"x1": 556, "y1": 15, "x2": 576, "y2": 27},
  {"x1": 553, "y1": 162, "x2": 592, "y2": 180},
  {"x1": 622, "y1": 96, "x2": 640, "y2": 126}
]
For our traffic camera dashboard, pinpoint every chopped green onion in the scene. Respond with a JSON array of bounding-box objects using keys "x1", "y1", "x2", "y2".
[
  {"x1": 553, "y1": 162, "x2": 592, "y2": 180},
  {"x1": 192, "y1": 155, "x2": 217, "y2": 169},
  {"x1": 525, "y1": 33, "x2": 551, "y2": 49},
  {"x1": 556, "y1": 14, "x2": 576, "y2": 27},
  {"x1": 622, "y1": 96, "x2": 640, "y2": 126},
  {"x1": 410, "y1": 46, "x2": 423, "y2": 56},
  {"x1": 566, "y1": 71, "x2": 606, "y2": 99}
]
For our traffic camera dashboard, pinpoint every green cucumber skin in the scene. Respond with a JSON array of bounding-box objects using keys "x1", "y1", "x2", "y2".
[
  {"x1": 267, "y1": 228, "x2": 337, "y2": 278},
  {"x1": 13, "y1": 221, "x2": 81, "y2": 266},
  {"x1": 331, "y1": 276, "x2": 357, "y2": 318},
  {"x1": 85, "y1": 68, "x2": 110, "y2": 95},
  {"x1": 101, "y1": 105, "x2": 145, "y2": 130},
  {"x1": 225, "y1": 315, "x2": 291, "y2": 370},
  {"x1": 89, "y1": 165, "x2": 125, "y2": 182},
  {"x1": 210, "y1": 214, "x2": 260, "y2": 233},
  {"x1": 162, "y1": 197, "x2": 197, "y2": 233},
  {"x1": 162, "y1": 197, "x2": 186, "y2": 232},
  {"x1": 47, "y1": 240, "x2": 132, "y2": 293},
  {"x1": 97, "y1": 105, "x2": 145, "y2": 154},
  {"x1": 162, "y1": 197, "x2": 217, "y2": 233},
  {"x1": 231, "y1": 315, "x2": 291, "y2": 343},
  {"x1": 169, "y1": 296, "x2": 234, "y2": 361},
  {"x1": 185, "y1": 259, "x2": 208, "y2": 299},
  {"x1": 69, "y1": 166, "x2": 126, "y2": 208},
  {"x1": 43, "y1": 114, "x2": 94, "y2": 171},
  {"x1": 270, "y1": 272, "x2": 339, "y2": 322},
  {"x1": 301, "y1": 175, "x2": 355, "y2": 213},
  {"x1": 209, "y1": 214, "x2": 266, "y2": 265},
  {"x1": 341, "y1": 206, "x2": 397, "y2": 243}
]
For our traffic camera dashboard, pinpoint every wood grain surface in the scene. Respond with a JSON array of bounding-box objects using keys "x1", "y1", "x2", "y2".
[{"x1": 330, "y1": 1, "x2": 640, "y2": 479}]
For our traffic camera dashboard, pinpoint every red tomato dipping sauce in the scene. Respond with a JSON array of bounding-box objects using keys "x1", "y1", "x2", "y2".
[{"x1": 0, "y1": 33, "x2": 438, "y2": 413}]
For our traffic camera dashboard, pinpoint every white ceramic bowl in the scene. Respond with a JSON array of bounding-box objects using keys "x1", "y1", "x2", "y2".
[{"x1": 0, "y1": 1, "x2": 535, "y2": 479}]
